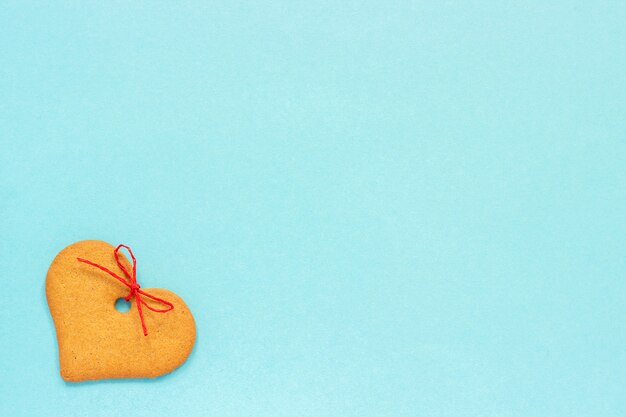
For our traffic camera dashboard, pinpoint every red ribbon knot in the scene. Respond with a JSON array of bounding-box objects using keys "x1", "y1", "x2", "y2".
[{"x1": 77, "y1": 244, "x2": 174, "y2": 336}]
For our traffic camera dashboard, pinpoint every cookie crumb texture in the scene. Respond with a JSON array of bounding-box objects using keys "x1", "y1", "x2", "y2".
[{"x1": 46, "y1": 240, "x2": 196, "y2": 382}]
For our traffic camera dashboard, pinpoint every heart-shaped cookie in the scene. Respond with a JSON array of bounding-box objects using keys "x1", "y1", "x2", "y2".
[{"x1": 46, "y1": 240, "x2": 196, "y2": 382}]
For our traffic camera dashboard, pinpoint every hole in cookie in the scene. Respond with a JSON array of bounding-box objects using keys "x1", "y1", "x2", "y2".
[{"x1": 114, "y1": 297, "x2": 131, "y2": 313}]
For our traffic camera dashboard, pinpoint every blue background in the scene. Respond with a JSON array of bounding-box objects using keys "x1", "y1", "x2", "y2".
[{"x1": 1, "y1": 2, "x2": 625, "y2": 416}]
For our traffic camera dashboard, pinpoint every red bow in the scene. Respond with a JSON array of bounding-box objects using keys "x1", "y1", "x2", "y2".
[{"x1": 77, "y1": 244, "x2": 174, "y2": 336}]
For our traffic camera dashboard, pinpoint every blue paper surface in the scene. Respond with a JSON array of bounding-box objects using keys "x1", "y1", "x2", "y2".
[{"x1": 1, "y1": 2, "x2": 625, "y2": 416}]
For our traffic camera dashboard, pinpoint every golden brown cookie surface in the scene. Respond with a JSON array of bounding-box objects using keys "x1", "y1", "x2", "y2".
[{"x1": 46, "y1": 240, "x2": 196, "y2": 382}]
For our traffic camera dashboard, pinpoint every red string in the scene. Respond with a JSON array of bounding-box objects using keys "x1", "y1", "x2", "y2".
[{"x1": 76, "y1": 244, "x2": 174, "y2": 336}]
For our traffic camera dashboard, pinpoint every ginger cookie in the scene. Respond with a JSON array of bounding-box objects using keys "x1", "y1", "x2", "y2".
[{"x1": 46, "y1": 240, "x2": 196, "y2": 382}]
